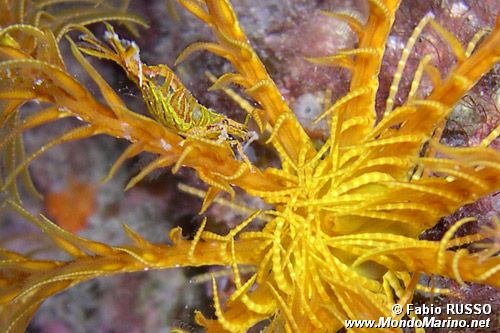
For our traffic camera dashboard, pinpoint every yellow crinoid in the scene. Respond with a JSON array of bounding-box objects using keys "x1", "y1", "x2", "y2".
[{"x1": 1, "y1": 0, "x2": 499, "y2": 332}]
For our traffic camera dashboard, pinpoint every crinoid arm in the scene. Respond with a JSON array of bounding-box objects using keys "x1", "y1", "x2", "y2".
[
  {"x1": 176, "y1": 0, "x2": 316, "y2": 163},
  {"x1": 0, "y1": 200, "x2": 264, "y2": 333}
]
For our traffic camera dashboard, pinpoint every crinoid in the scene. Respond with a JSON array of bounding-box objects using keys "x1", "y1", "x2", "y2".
[{"x1": 1, "y1": 0, "x2": 499, "y2": 332}]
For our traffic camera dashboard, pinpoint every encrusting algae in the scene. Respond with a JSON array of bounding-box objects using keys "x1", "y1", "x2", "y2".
[{"x1": 0, "y1": 0, "x2": 499, "y2": 332}]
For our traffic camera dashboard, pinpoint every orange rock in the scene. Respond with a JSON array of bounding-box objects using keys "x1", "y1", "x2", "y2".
[{"x1": 44, "y1": 178, "x2": 96, "y2": 233}]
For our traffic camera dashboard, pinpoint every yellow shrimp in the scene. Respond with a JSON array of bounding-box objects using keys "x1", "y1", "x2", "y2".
[{"x1": 79, "y1": 24, "x2": 255, "y2": 147}]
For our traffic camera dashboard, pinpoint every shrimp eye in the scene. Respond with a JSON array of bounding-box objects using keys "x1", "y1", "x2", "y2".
[{"x1": 192, "y1": 105, "x2": 202, "y2": 121}]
